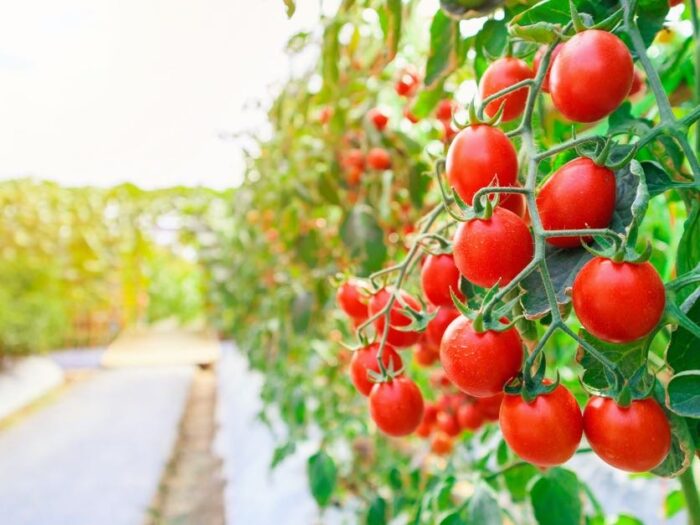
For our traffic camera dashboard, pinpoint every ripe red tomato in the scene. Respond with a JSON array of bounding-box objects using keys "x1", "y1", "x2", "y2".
[
  {"x1": 440, "y1": 315, "x2": 523, "y2": 397},
  {"x1": 533, "y1": 44, "x2": 562, "y2": 94},
  {"x1": 499, "y1": 189, "x2": 526, "y2": 219},
  {"x1": 426, "y1": 306, "x2": 460, "y2": 348},
  {"x1": 457, "y1": 403, "x2": 484, "y2": 431},
  {"x1": 572, "y1": 258, "x2": 666, "y2": 343},
  {"x1": 628, "y1": 69, "x2": 646, "y2": 99},
  {"x1": 366, "y1": 148, "x2": 392, "y2": 170},
  {"x1": 436, "y1": 410, "x2": 461, "y2": 437},
  {"x1": 500, "y1": 384, "x2": 583, "y2": 467},
  {"x1": 431, "y1": 432, "x2": 454, "y2": 455},
  {"x1": 480, "y1": 57, "x2": 534, "y2": 122},
  {"x1": 423, "y1": 402, "x2": 439, "y2": 426},
  {"x1": 369, "y1": 377, "x2": 424, "y2": 436},
  {"x1": 369, "y1": 288, "x2": 423, "y2": 348},
  {"x1": 414, "y1": 339, "x2": 440, "y2": 367},
  {"x1": 350, "y1": 343, "x2": 403, "y2": 396},
  {"x1": 415, "y1": 420, "x2": 432, "y2": 438},
  {"x1": 453, "y1": 207, "x2": 534, "y2": 288},
  {"x1": 396, "y1": 66, "x2": 420, "y2": 97},
  {"x1": 475, "y1": 393, "x2": 503, "y2": 422},
  {"x1": 421, "y1": 254, "x2": 464, "y2": 307},
  {"x1": 446, "y1": 125, "x2": 518, "y2": 205},
  {"x1": 536, "y1": 157, "x2": 616, "y2": 248},
  {"x1": 436, "y1": 99, "x2": 455, "y2": 122},
  {"x1": 550, "y1": 30, "x2": 633, "y2": 123},
  {"x1": 337, "y1": 279, "x2": 370, "y2": 320},
  {"x1": 340, "y1": 148, "x2": 365, "y2": 171},
  {"x1": 368, "y1": 108, "x2": 389, "y2": 131},
  {"x1": 583, "y1": 396, "x2": 671, "y2": 472}
]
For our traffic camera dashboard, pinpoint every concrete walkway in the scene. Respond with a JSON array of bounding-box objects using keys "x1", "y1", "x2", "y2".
[{"x1": 0, "y1": 366, "x2": 193, "y2": 525}]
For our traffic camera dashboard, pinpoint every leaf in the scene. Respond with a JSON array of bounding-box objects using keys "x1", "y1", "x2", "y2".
[
  {"x1": 509, "y1": 0, "x2": 571, "y2": 44},
  {"x1": 270, "y1": 441, "x2": 296, "y2": 469},
  {"x1": 637, "y1": 0, "x2": 670, "y2": 48},
  {"x1": 610, "y1": 160, "x2": 646, "y2": 235},
  {"x1": 667, "y1": 371, "x2": 700, "y2": 418},
  {"x1": 340, "y1": 204, "x2": 388, "y2": 275},
  {"x1": 474, "y1": 19, "x2": 508, "y2": 79},
  {"x1": 652, "y1": 381, "x2": 694, "y2": 478},
  {"x1": 664, "y1": 489, "x2": 685, "y2": 518},
  {"x1": 530, "y1": 468, "x2": 582, "y2": 525},
  {"x1": 307, "y1": 450, "x2": 337, "y2": 507},
  {"x1": 578, "y1": 330, "x2": 651, "y2": 396},
  {"x1": 643, "y1": 160, "x2": 691, "y2": 197},
  {"x1": 440, "y1": 0, "x2": 504, "y2": 19},
  {"x1": 381, "y1": 0, "x2": 402, "y2": 63},
  {"x1": 678, "y1": 201, "x2": 700, "y2": 278},
  {"x1": 283, "y1": 0, "x2": 296, "y2": 18},
  {"x1": 607, "y1": 102, "x2": 653, "y2": 136},
  {"x1": 367, "y1": 496, "x2": 387, "y2": 525},
  {"x1": 504, "y1": 463, "x2": 539, "y2": 502},
  {"x1": 321, "y1": 21, "x2": 340, "y2": 96},
  {"x1": 464, "y1": 483, "x2": 502, "y2": 524},
  {"x1": 411, "y1": 83, "x2": 446, "y2": 119},
  {"x1": 667, "y1": 298, "x2": 700, "y2": 374},
  {"x1": 424, "y1": 10, "x2": 461, "y2": 89}
]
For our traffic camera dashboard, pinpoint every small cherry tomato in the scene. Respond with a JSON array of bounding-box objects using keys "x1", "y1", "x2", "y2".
[
  {"x1": 369, "y1": 377, "x2": 424, "y2": 436},
  {"x1": 480, "y1": 57, "x2": 534, "y2": 122},
  {"x1": 350, "y1": 343, "x2": 403, "y2": 396},
  {"x1": 369, "y1": 288, "x2": 423, "y2": 348},
  {"x1": 421, "y1": 254, "x2": 464, "y2": 307}
]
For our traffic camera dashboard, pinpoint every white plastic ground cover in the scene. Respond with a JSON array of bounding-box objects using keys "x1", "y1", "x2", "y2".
[{"x1": 0, "y1": 356, "x2": 64, "y2": 421}]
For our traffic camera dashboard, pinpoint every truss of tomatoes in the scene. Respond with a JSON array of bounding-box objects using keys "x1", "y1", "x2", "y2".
[{"x1": 336, "y1": 29, "x2": 674, "y2": 474}]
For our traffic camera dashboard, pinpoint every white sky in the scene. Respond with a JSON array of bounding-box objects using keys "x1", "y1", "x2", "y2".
[{"x1": 0, "y1": 1, "x2": 325, "y2": 189}]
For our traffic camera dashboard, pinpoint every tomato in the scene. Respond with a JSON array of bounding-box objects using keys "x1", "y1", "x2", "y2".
[
  {"x1": 396, "y1": 66, "x2": 420, "y2": 97},
  {"x1": 533, "y1": 44, "x2": 562, "y2": 94},
  {"x1": 628, "y1": 69, "x2": 646, "y2": 99},
  {"x1": 430, "y1": 369, "x2": 453, "y2": 391},
  {"x1": 438, "y1": 393, "x2": 464, "y2": 412},
  {"x1": 475, "y1": 393, "x2": 503, "y2": 422},
  {"x1": 446, "y1": 125, "x2": 518, "y2": 205},
  {"x1": 404, "y1": 106, "x2": 420, "y2": 123},
  {"x1": 583, "y1": 396, "x2": 671, "y2": 472},
  {"x1": 350, "y1": 343, "x2": 403, "y2": 396},
  {"x1": 500, "y1": 384, "x2": 583, "y2": 467},
  {"x1": 337, "y1": 279, "x2": 370, "y2": 320},
  {"x1": 421, "y1": 254, "x2": 464, "y2": 307},
  {"x1": 440, "y1": 315, "x2": 523, "y2": 397},
  {"x1": 367, "y1": 148, "x2": 392, "y2": 170},
  {"x1": 369, "y1": 288, "x2": 423, "y2": 348},
  {"x1": 453, "y1": 207, "x2": 534, "y2": 288},
  {"x1": 416, "y1": 420, "x2": 432, "y2": 438},
  {"x1": 550, "y1": 30, "x2": 633, "y2": 123},
  {"x1": 340, "y1": 148, "x2": 365, "y2": 171},
  {"x1": 536, "y1": 157, "x2": 616, "y2": 248},
  {"x1": 436, "y1": 410, "x2": 461, "y2": 437},
  {"x1": 436, "y1": 99, "x2": 455, "y2": 122},
  {"x1": 480, "y1": 57, "x2": 534, "y2": 122},
  {"x1": 572, "y1": 258, "x2": 666, "y2": 343},
  {"x1": 368, "y1": 108, "x2": 389, "y2": 131},
  {"x1": 318, "y1": 106, "x2": 333, "y2": 124},
  {"x1": 499, "y1": 188, "x2": 526, "y2": 219},
  {"x1": 431, "y1": 432, "x2": 454, "y2": 455},
  {"x1": 426, "y1": 306, "x2": 460, "y2": 348},
  {"x1": 414, "y1": 339, "x2": 440, "y2": 367},
  {"x1": 369, "y1": 377, "x2": 424, "y2": 436},
  {"x1": 423, "y1": 403, "x2": 439, "y2": 426},
  {"x1": 457, "y1": 403, "x2": 484, "y2": 431}
]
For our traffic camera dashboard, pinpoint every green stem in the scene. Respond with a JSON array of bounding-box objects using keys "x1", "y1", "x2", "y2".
[
  {"x1": 680, "y1": 463, "x2": 700, "y2": 525},
  {"x1": 690, "y1": 0, "x2": 700, "y2": 155}
]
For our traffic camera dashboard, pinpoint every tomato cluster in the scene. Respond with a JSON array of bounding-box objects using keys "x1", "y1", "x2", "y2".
[{"x1": 336, "y1": 26, "x2": 673, "y2": 475}]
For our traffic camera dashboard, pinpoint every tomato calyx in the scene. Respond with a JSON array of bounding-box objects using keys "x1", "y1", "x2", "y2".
[
  {"x1": 569, "y1": 1, "x2": 624, "y2": 35},
  {"x1": 574, "y1": 133, "x2": 637, "y2": 171},
  {"x1": 366, "y1": 346, "x2": 405, "y2": 384},
  {"x1": 450, "y1": 286, "x2": 521, "y2": 334},
  {"x1": 505, "y1": 357, "x2": 558, "y2": 403}
]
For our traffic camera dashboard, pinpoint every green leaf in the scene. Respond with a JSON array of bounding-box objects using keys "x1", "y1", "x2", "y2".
[
  {"x1": 642, "y1": 161, "x2": 692, "y2": 197},
  {"x1": 509, "y1": 0, "x2": 571, "y2": 44},
  {"x1": 307, "y1": 450, "x2": 337, "y2": 507},
  {"x1": 411, "y1": 83, "x2": 446, "y2": 119},
  {"x1": 667, "y1": 299, "x2": 700, "y2": 374},
  {"x1": 610, "y1": 160, "x2": 646, "y2": 235},
  {"x1": 340, "y1": 204, "x2": 388, "y2": 275},
  {"x1": 409, "y1": 162, "x2": 432, "y2": 209},
  {"x1": 380, "y1": 0, "x2": 402, "y2": 63},
  {"x1": 321, "y1": 21, "x2": 340, "y2": 96},
  {"x1": 270, "y1": 441, "x2": 296, "y2": 469},
  {"x1": 531, "y1": 468, "x2": 582, "y2": 525},
  {"x1": 637, "y1": 0, "x2": 670, "y2": 48},
  {"x1": 283, "y1": 0, "x2": 296, "y2": 18},
  {"x1": 652, "y1": 381, "x2": 694, "y2": 477},
  {"x1": 504, "y1": 463, "x2": 539, "y2": 502},
  {"x1": 474, "y1": 19, "x2": 508, "y2": 79},
  {"x1": 464, "y1": 483, "x2": 502, "y2": 524},
  {"x1": 612, "y1": 516, "x2": 644, "y2": 525},
  {"x1": 440, "y1": 0, "x2": 504, "y2": 19},
  {"x1": 607, "y1": 102, "x2": 653, "y2": 136},
  {"x1": 367, "y1": 496, "x2": 388, "y2": 525},
  {"x1": 667, "y1": 371, "x2": 700, "y2": 418},
  {"x1": 678, "y1": 201, "x2": 700, "y2": 278},
  {"x1": 425, "y1": 10, "x2": 461, "y2": 89},
  {"x1": 664, "y1": 489, "x2": 685, "y2": 518}
]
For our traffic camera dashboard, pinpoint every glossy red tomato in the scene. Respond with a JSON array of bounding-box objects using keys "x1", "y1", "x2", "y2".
[
  {"x1": 436, "y1": 99, "x2": 455, "y2": 122},
  {"x1": 414, "y1": 339, "x2": 440, "y2": 367},
  {"x1": 336, "y1": 279, "x2": 369, "y2": 320},
  {"x1": 426, "y1": 306, "x2": 460, "y2": 348},
  {"x1": 499, "y1": 189, "x2": 526, "y2": 218},
  {"x1": 367, "y1": 148, "x2": 392, "y2": 170},
  {"x1": 550, "y1": 30, "x2": 633, "y2": 122},
  {"x1": 500, "y1": 384, "x2": 583, "y2": 467},
  {"x1": 446, "y1": 125, "x2": 518, "y2": 205},
  {"x1": 475, "y1": 393, "x2": 503, "y2": 422},
  {"x1": 572, "y1": 258, "x2": 666, "y2": 343},
  {"x1": 480, "y1": 57, "x2": 534, "y2": 122},
  {"x1": 436, "y1": 410, "x2": 461, "y2": 437},
  {"x1": 368, "y1": 108, "x2": 389, "y2": 131},
  {"x1": 350, "y1": 343, "x2": 403, "y2": 396},
  {"x1": 421, "y1": 254, "x2": 464, "y2": 307},
  {"x1": 396, "y1": 66, "x2": 420, "y2": 97},
  {"x1": 457, "y1": 403, "x2": 484, "y2": 431},
  {"x1": 431, "y1": 432, "x2": 454, "y2": 455},
  {"x1": 423, "y1": 402, "x2": 439, "y2": 426},
  {"x1": 537, "y1": 157, "x2": 616, "y2": 248},
  {"x1": 583, "y1": 396, "x2": 671, "y2": 472},
  {"x1": 453, "y1": 207, "x2": 534, "y2": 288},
  {"x1": 533, "y1": 44, "x2": 562, "y2": 93},
  {"x1": 369, "y1": 288, "x2": 423, "y2": 348},
  {"x1": 440, "y1": 315, "x2": 523, "y2": 397},
  {"x1": 369, "y1": 377, "x2": 424, "y2": 436}
]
